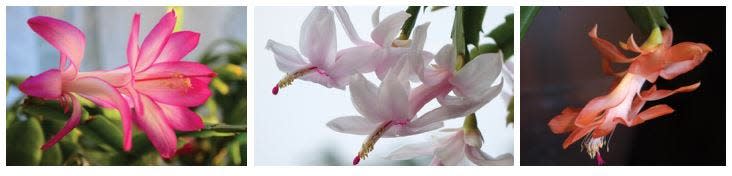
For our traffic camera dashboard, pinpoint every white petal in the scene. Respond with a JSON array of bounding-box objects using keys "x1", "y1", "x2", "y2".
[
  {"x1": 410, "y1": 23, "x2": 430, "y2": 51},
  {"x1": 371, "y1": 11, "x2": 410, "y2": 47},
  {"x1": 332, "y1": 45, "x2": 381, "y2": 75},
  {"x1": 434, "y1": 44, "x2": 457, "y2": 72},
  {"x1": 465, "y1": 146, "x2": 513, "y2": 166},
  {"x1": 451, "y1": 52, "x2": 503, "y2": 97},
  {"x1": 384, "y1": 141, "x2": 436, "y2": 160},
  {"x1": 433, "y1": 131, "x2": 466, "y2": 166},
  {"x1": 300, "y1": 6, "x2": 337, "y2": 67},
  {"x1": 326, "y1": 116, "x2": 378, "y2": 135},
  {"x1": 371, "y1": 7, "x2": 381, "y2": 28},
  {"x1": 500, "y1": 58, "x2": 514, "y2": 102},
  {"x1": 410, "y1": 81, "x2": 502, "y2": 128},
  {"x1": 266, "y1": 40, "x2": 308, "y2": 73},
  {"x1": 333, "y1": 6, "x2": 370, "y2": 46},
  {"x1": 377, "y1": 59, "x2": 411, "y2": 121},
  {"x1": 349, "y1": 74, "x2": 381, "y2": 122}
]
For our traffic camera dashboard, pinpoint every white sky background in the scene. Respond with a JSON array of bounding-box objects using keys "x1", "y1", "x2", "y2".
[{"x1": 253, "y1": 6, "x2": 513, "y2": 165}]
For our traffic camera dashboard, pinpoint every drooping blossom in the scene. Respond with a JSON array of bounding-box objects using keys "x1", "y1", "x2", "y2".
[
  {"x1": 18, "y1": 16, "x2": 133, "y2": 151},
  {"x1": 386, "y1": 115, "x2": 513, "y2": 166},
  {"x1": 82, "y1": 11, "x2": 213, "y2": 158},
  {"x1": 326, "y1": 44, "x2": 504, "y2": 165},
  {"x1": 268, "y1": 7, "x2": 434, "y2": 95},
  {"x1": 548, "y1": 25, "x2": 711, "y2": 164},
  {"x1": 333, "y1": 6, "x2": 433, "y2": 80}
]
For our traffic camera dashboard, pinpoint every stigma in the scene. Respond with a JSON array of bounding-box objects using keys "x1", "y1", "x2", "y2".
[{"x1": 353, "y1": 121, "x2": 397, "y2": 165}]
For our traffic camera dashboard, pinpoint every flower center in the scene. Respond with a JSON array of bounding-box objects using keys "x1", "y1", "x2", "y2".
[
  {"x1": 583, "y1": 136, "x2": 607, "y2": 159},
  {"x1": 272, "y1": 66, "x2": 319, "y2": 95}
]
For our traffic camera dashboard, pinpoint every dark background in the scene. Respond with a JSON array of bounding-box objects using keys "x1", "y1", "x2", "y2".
[{"x1": 520, "y1": 6, "x2": 725, "y2": 166}]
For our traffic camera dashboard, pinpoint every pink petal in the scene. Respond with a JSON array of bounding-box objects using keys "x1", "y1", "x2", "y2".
[
  {"x1": 159, "y1": 103, "x2": 204, "y2": 131},
  {"x1": 127, "y1": 13, "x2": 141, "y2": 71},
  {"x1": 266, "y1": 40, "x2": 309, "y2": 73},
  {"x1": 326, "y1": 116, "x2": 379, "y2": 135},
  {"x1": 334, "y1": 45, "x2": 381, "y2": 74},
  {"x1": 333, "y1": 6, "x2": 370, "y2": 46},
  {"x1": 19, "y1": 69, "x2": 63, "y2": 99},
  {"x1": 136, "y1": 11, "x2": 176, "y2": 72},
  {"x1": 433, "y1": 131, "x2": 466, "y2": 166},
  {"x1": 464, "y1": 146, "x2": 513, "y2": 166},
  {"x1": 371, "y1": 11, "x2": 410, "y2": 47},
  {"x1": 76, "y1": 66, "x2": 131, "y2": 87},
  {"x1": 133, "y1": 94, "x2": 178, "y2": 159},
  {"x1": 134, "y1": 62, "x2": 214, "y2": 107},
  {"x1": 410, "y1": 82, "x2": 501, "y2": 129},
  {"x1": 156, "y1": 31, "x2": 200, "y2": 63},
  {"x1": 41, "y1": 94, "x2": 81, "y2": 150},
  {"x1": 385, "y1": 141, "x2": 436, "y2": 160},
  {"x1": 348, "y1": 74, "x2": 382, "y2": 122},
  {"x1": 300, "y1": 6, "x2": 336, "y2": 67},
  {"x1": 28, "y1": 16, "x2": 86, "y2": 71},
  {"x1": 66, "y1": 77, "x2": 133, "y2": 151},
  {"x1": 451, "y1": 52, "x2": 503, "y2": 97},
  {"x1": 377, "y1": 62, "x2": 411, "y2": 121},
  {"x1": 434, "y1": 45, "x2": 457, "y2": 73}
]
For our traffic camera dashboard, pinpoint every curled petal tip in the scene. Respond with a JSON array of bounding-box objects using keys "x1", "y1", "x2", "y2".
[
  {"x1": 272, "y1": 85, "x2": 279, "y2": 95},
  {"x1": 352, "y1": 156, "x2": 361, "y2": 165}
]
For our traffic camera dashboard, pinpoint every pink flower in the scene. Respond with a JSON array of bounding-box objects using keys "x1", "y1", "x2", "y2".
[
  {"x1": 268, "y1": 7, "x2": 433, "y2": 94},
  {"x1": 18, "y1": 16, "x2": 133, "y2": 151},
  {"x1": 386, "y1": 127, "x2": 513, "y2": 166},
  {"x1": 326, "y1": 46, "x2": 504, "y2": 165},
  {"x1": 85, "y1": 11, "x2": 213, "y2": 158},
  {"x1": 548, "y1": 25, "x2": 711, "y2": 163},
  {"x1": 118, "y1": 11, "x2": 214, "y2": 159}
]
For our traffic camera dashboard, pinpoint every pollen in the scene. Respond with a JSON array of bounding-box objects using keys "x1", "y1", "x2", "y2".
[
  {"x1": 354, "y1": 121, "x2": 395, "y2": 165},
  {"x1": 583, "y1": 137, "x2": 606, "y2": 159},
  {"x1": 161, "y1": 73, "x2": 193, "y2": 92},
  {"x1": 272, "y1": 66, "x2": 317, "y2": 95}
]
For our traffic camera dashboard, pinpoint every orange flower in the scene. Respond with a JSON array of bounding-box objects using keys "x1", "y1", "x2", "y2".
[{"x1": 548, "y1": 24, "x2": 711, "y2": 163}]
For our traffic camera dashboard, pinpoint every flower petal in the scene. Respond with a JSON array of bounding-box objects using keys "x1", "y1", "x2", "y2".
[
  {"x1": 384, "y1": 141, "x2": 436, "y2": 160},
  {"x1": 371, "y1": 7, "x2": 380, "y2": 28},
  {"x1": 326, "y1": 116, "x2": 378, "y2": 135},
  {"x1": 266, "y1": 40, "x2": 309, "y2": 73},
  {"x1": 548, "y1": 107, "x2": 580, "y2": 134},
  {"x1": 28, "y1": 16, "x2": 86, "y2": 71},
  {"x1": 659, "y1": 42, "x2": 711, "y2": 80},
  {"x1": 333, "y1": 45, "x2": 381, "y2": 75},
  {"x1": 410, "y1": 23, "x2": 430, "y2": 51},
  {"x1": 67, "y1": 77, "x2": 133, "y2": 151},
  {"x1": 333, "y1": 6, "x2": 369, "y2": 46},
  {"x1": 640, "y1": 82, "x2": 700, "y2": 101},
  {"x1": 127, "y1": 13, "x2": 140, "y2": 71},
  {"x1": 433, "y1": 131, "x2": 466, "y2": 166},
  {"x1": 410, "y1": 82, "x2": 502, "y2": 129},
  {"x1": 136, "y1": 11, "x2": 176, "y2": 72},
  {"x1": 300, "y1": 6, "x2": 336, "y2": 67},
  {"x1": 156, "y1": 31, "x2": 200, "y2": 63},
  {"x1": 134, "y1": 61, "x2": 214, "y2": 107},
  {"x1": 588, "y1": 24, "x2": 635, "y2": 63},
  {"x1": 377, "y1": 60, "x2": 411, "y2": 121},
  {"x1": 434, "y1": 45, "x2": 457, "y2": 74},
  {"x1": 562, "y1": 125, "x2": 595, "y2": 149},
  {"x1": 76, "y1": 66, "x2": 131, "y2": 87},
  {"x1": 19, "y1": 69, "x2": 63, "y2": 99},
  {"x1": 371, "y1": 11, "x2": 410, "y2": 47},
  {"x1": 626, "y1": 104, "x2": 674, "y2": 126},
  {"x1": 451, "y1": 52, "x2": 503, "y2": 97},
  {"x1": 41, "y1": 94, "x2": 82, "y2": 150},
  {"x1": 349, "y1": 74, "x2": 382, "y2": 122},
  {"x1": 464, "y1": 146, "x2": 513, "y2": 166},
  {"x1": 159, "y1": 103, "x2": 204, "y2": 131},
  {"x1": 133, "y1": 94, "x2": 178, "y2": 159}
]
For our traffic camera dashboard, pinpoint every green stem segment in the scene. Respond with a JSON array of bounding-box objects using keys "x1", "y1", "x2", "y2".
[
  {"x1": 398, "y1": 6, "x2": 421, "y2": 40},
  {"x1": 202, "y1": 124, "x2": 247, "y2": 133}
]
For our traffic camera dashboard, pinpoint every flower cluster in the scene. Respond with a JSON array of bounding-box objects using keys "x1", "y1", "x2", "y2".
[
  {"x1": 18, "y1": 10, "x2": 215, "y2": 159},
  {"x1": 268, "y1": 7, "x2": 512, "y2": 166},
  {"x1": 548, "y1": 25, "x2": 711, "y2": 164}
]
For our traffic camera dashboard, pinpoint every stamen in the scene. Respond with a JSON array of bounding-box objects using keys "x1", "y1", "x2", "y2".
[
  {"x1": 272, "y1": 66, "x2": 317, "y2": 95},
  {"x1": 583, "y1": 137, "x2": 606, "y2": 159},
  {"x1": 354, "y1": 120, "x2": 395, "y2": 165}
]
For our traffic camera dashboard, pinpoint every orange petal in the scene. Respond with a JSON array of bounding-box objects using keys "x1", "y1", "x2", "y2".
[
  {"x1": 588, "y1": 24, "x2": 636, "y2": 63},
  {"x1": 619, "y1": 34, "x2": 643, "y2": 53},
  {"x1": 548, "y1": 107, "x2": 580, "y2": 134},
  {"x1": 662, "y1": 27, "x2": 673, "y2": 49},
  {"x1": 627, "y1": 104, "x2": 675, "y2": 127},
  {"x1": 640, "y1": 82, "x2": 701, "y2": 101},
  {"x1": 562, "y1": 125, "x2": 595, "y2": 149},
  {"x1": 659, "y1": 42, "x2": 711, "y2": 80},
  {"x1": 601, "y1": 57, "x2": 627, "y2": 77}
]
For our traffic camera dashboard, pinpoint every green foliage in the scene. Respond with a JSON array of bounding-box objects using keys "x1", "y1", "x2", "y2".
[
  {"x1": 520, "y1": 6, "x2": 541, "y2": 41},
  {"x1": 7, "y1": 118, "x2": 44, "y2": 165},
  {"x1": 487, "y1": 14, "x2": 514, "y2": 60},
  {"x1": 398, "y1": 6, "x2": 421, "y2": 40},
  {"x1": 625, "y1": 6, "x2": 669, "y2": 36}
]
